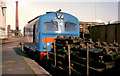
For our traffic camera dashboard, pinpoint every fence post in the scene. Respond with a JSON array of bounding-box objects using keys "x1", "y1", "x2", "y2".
[
  {"x1": 68, "y1": 45, "x2": 71, "y2": 76},
  {"x1": 87, "y1": 43, "x2": 89, "y2": 76},
  {"x1": 54, "y1": 40, "x2": 56, "y2": 68},
  {"x1": 114, "y1": 40, "x2": 116, "y2": 44},
  {"x1": 46, "y1": 42, "x2": 49, "y2": 60},
  {"x1": 98, "y1": 38, "x2": 100, "y2": 47}
]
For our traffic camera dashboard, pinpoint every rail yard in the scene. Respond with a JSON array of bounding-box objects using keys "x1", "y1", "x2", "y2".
[
  {"x1": 23, "y1": 35, "x2": 120, "y2": 76},
  {"x1": 21, "y1": 10, "x2": 120, "y2": 76},
  {"x1": 1, "y1": 1, "x2": 120, "y2": 76},
  {"x1": 2, "y1": 10, "x2": 120, "y2": 76}
]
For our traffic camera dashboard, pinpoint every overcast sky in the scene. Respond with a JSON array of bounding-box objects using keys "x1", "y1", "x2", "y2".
[{"x1": 5, "y1": 0, "x2": 119, "y2": 33}]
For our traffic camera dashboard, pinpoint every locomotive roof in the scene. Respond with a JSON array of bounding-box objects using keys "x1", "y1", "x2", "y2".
[
  {"x1": 28, "y1": 15, "x2": 42, "y2": 23},
  {"x1": 28, "y1": 12, "x2": 56, "y2": 23},
  {"x1": 27, "y1": 11, "x2": 78, "y2": 24}
]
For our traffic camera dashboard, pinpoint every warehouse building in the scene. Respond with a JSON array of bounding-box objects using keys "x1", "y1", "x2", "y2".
[
  {"x1": 0, "y1": 0, "x2": 7, "y2": 39},
  {"x1": 90, "y1": 21, "x2": 120, "y2": 44}
]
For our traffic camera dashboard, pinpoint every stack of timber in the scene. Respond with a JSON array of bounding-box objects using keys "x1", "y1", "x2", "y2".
[{"x1": 43, "y1": 35, "x2": 120, "y2": 76}]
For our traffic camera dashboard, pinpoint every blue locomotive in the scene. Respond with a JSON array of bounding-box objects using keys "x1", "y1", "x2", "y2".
[{"x1": 23, "y1": 10, "x2": 79, "y2": 61}]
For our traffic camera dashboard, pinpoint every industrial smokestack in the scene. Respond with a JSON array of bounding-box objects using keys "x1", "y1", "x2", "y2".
[
  {"x1": 7, "y1": 25, "x2": 10, "y2": 38},
  {"x1": 15, "y1": 1, "x2": 19, "y2": 31}
]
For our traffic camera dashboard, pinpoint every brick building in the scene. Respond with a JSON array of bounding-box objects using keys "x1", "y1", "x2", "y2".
[
  {"x1": 79, "y1": 21, "x2": 105, "y2": 38},
  {"x1": 7, "y1": 25, "x2": 16, "y2": 38}
]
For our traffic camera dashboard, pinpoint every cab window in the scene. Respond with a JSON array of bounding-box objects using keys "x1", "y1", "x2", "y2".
[
  {"x1": 65, "y1": 22, "x2": 77, "y2": 31},
  {"x1": 43, "y1": 21, "x2": 58, "y2": 31}
]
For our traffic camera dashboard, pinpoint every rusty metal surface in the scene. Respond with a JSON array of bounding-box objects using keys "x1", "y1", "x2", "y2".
[
  {"x1": 117, "y1": 25, "x2": 120, "y2": 44},
  {"x1": 90, "y1": 23, "x2": 120, "y2": 44}
]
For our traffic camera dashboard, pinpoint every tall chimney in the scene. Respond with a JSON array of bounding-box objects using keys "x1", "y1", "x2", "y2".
[
  {"x1": 15, "y1": 1, "x2": 19, "y2": 31},
  {"x1": 7, "y1": 25, "x2": 10, "y2": 38}
]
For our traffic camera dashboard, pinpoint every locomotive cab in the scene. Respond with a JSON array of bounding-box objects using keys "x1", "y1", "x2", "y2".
[{"x1": 23, "y1": 11, "x2": 79, "y2": 61}]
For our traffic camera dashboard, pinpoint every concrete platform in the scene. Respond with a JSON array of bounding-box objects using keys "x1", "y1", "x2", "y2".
[
  {"x1": 2, "y1": 42, "x2": 51, "y2": 76},
  {"x1": 2, "y1": 38, "x2": 18, "y2": 44}
]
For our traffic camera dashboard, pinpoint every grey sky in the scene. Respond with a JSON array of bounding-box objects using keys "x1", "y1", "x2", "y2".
[{"x1": 5, "y1": 0, "x2": 119, "y2": 33}]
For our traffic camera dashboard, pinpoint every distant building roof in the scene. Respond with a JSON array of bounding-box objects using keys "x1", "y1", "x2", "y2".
[
  {"x1": 111, "y1": 21, "x2": 120, "y2": 24},
  {"x1": 79, "y1": 21, "x2": 105, "y2": 25}
]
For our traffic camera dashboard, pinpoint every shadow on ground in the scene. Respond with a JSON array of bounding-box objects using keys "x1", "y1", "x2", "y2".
[{"x1": 13, "y1": 47, "x2": 31, "y2": 59}]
